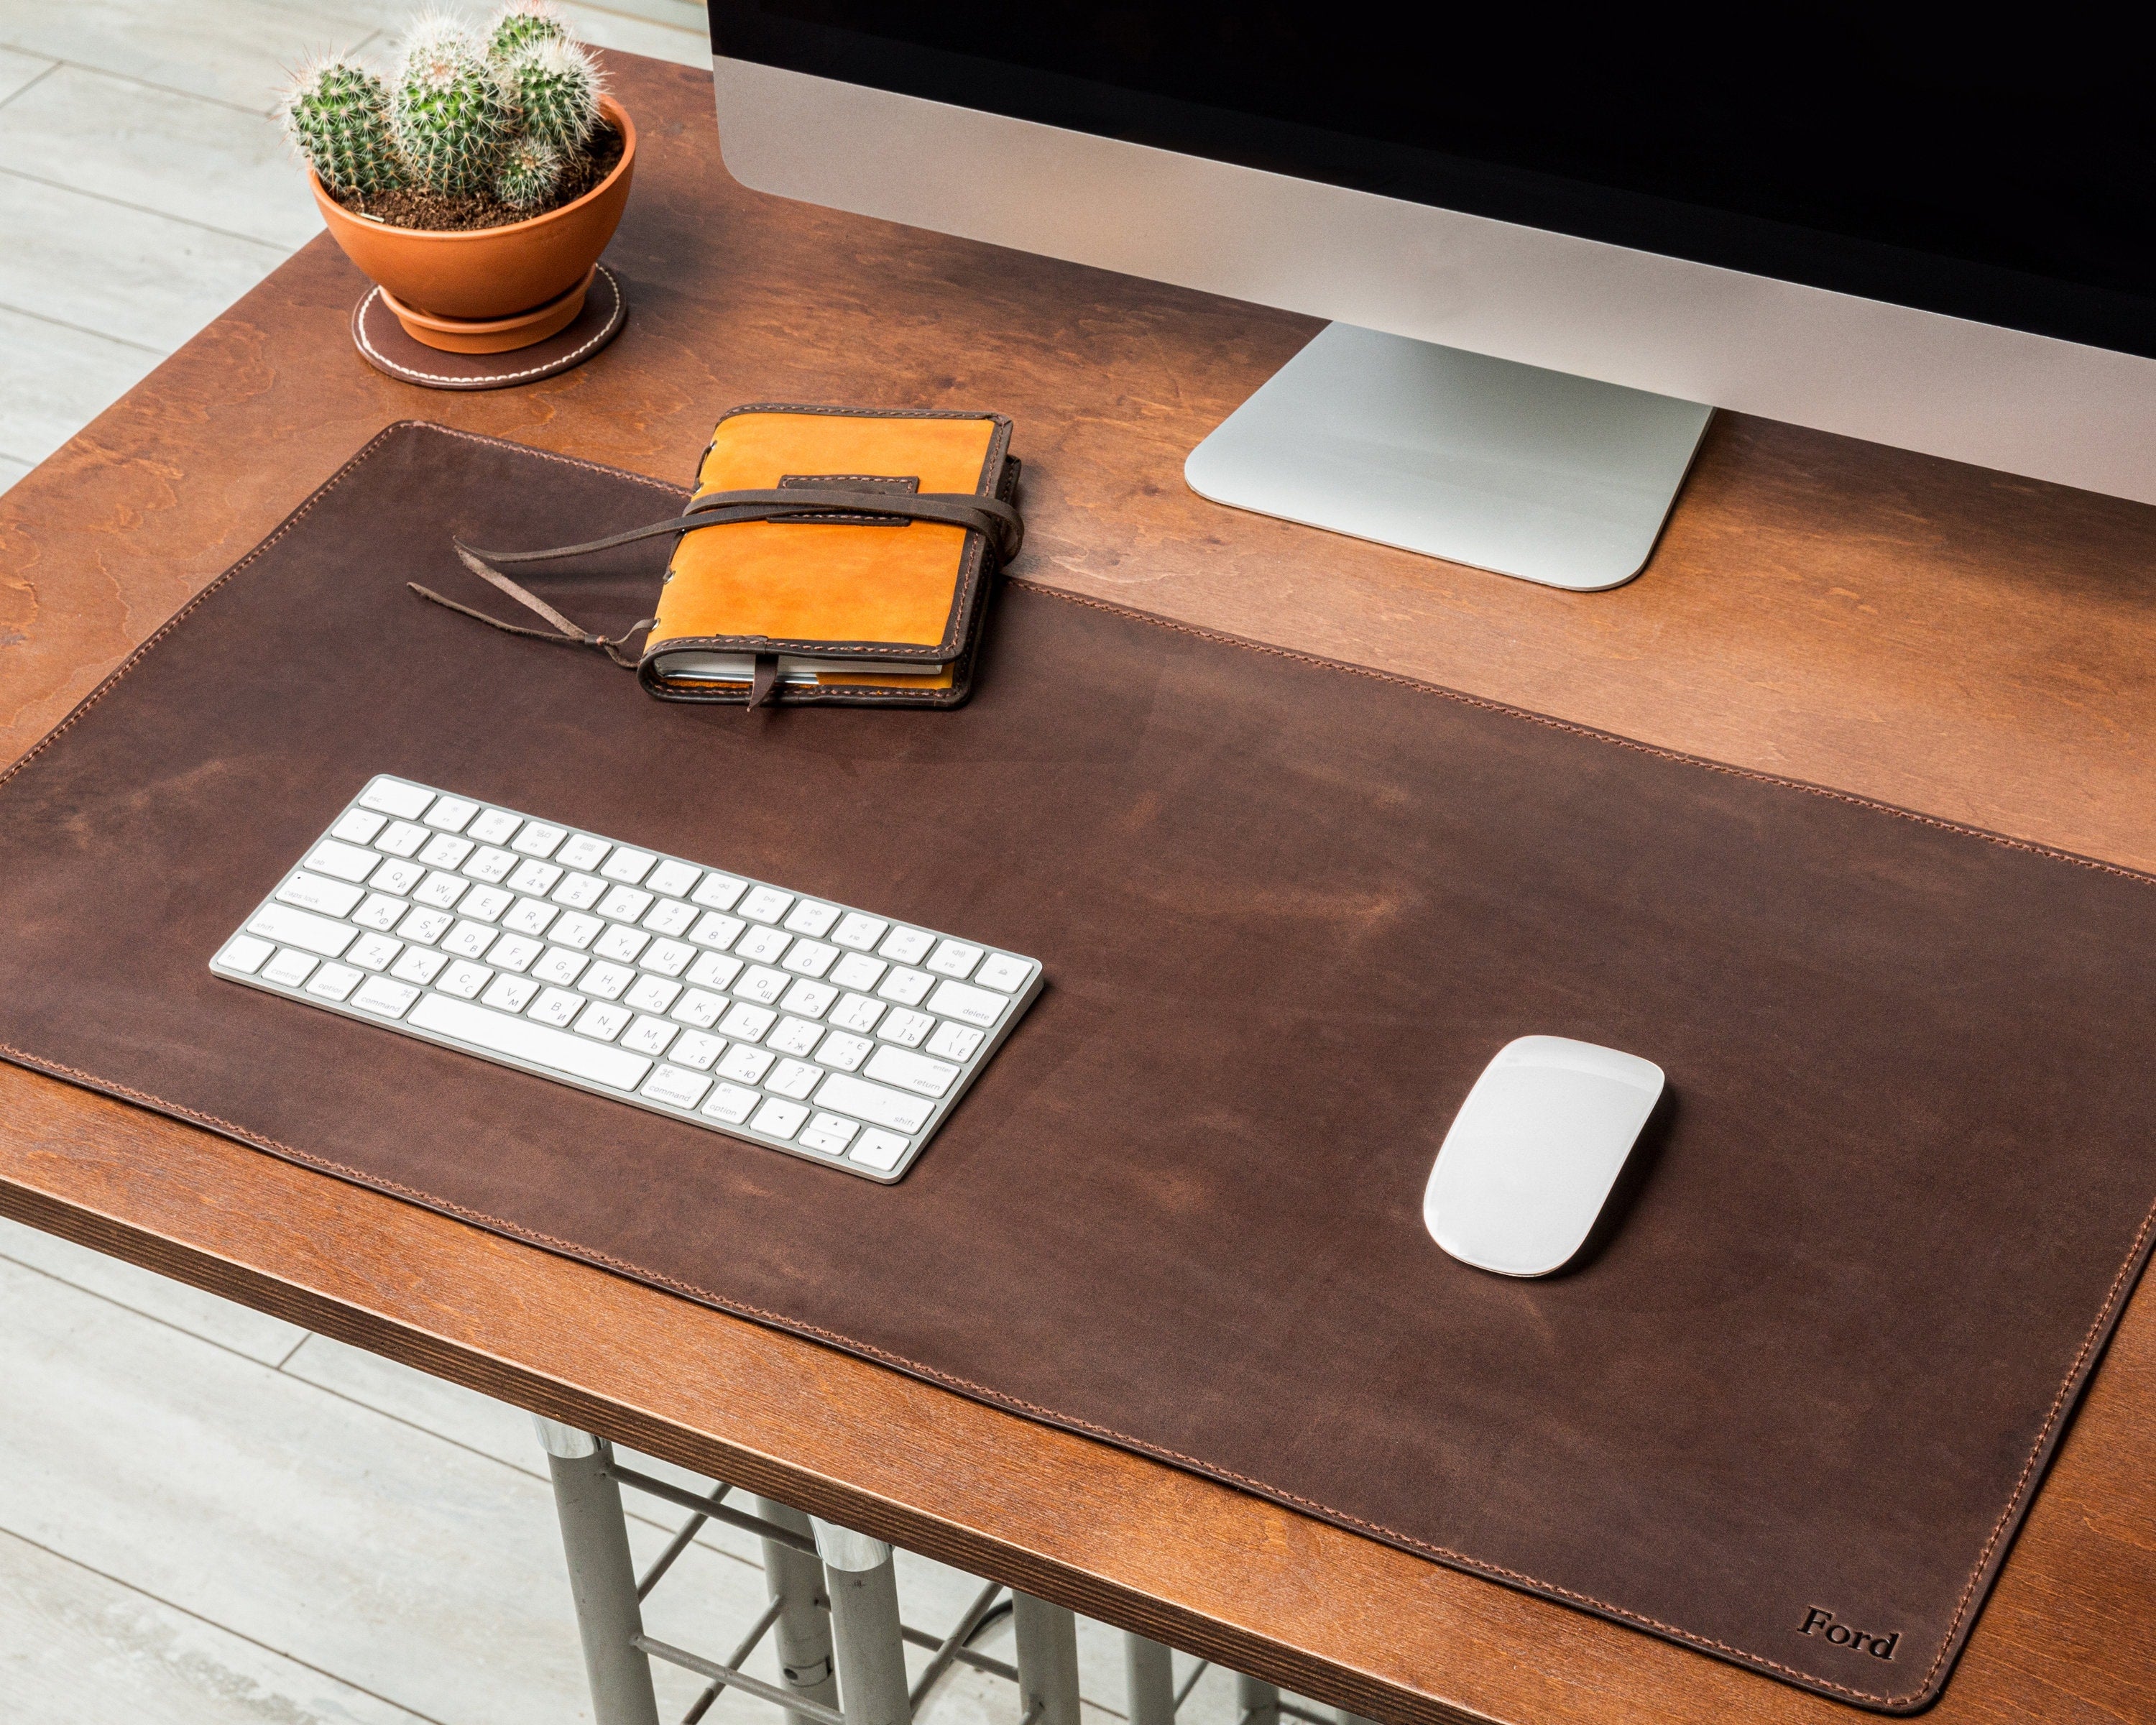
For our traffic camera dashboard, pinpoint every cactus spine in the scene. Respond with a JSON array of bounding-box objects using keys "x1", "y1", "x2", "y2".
[
  {"x1": 389, "y1": 15, "x2": 510, "y2": 197},
  {"x1": 283, "y1": 59, "x2": 405, "y2": 196},
  {"x1": 485, "y1": 0, "x2": 568, "y2": 65},
  {"x1": 494, "y1": 135, "x2": 562, "y2": 211},
  {"x1": 499, "y1": 36, "x2": 604, "y2": 154}
]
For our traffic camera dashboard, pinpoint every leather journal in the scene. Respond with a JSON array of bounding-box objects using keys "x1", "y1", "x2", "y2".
[
  {"x1": 425, "y1": 404, "x2": 1022, "y2": 709},
  {"x1": 5, "y1": 425, "x2": 2155, "y2": 1714}
]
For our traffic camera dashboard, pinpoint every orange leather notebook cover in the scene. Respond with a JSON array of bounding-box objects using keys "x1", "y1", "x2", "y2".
[{"x1": 641, "y1": 405, "x2": 1018, "y2": 707}]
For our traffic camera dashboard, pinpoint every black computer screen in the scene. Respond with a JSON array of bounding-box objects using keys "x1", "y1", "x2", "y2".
[{"x1": 709, "y1": 4, "x2": 2156, "y2": 360}]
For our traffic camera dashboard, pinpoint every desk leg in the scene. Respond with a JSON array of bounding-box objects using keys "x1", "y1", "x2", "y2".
[
  {"x1": 533, "y1": 1417, "x2": 662, "y2": 1725},
  {"x1": 811, "y1": 1518, "x2": 911, "y2": 1725},
  {"x1": 1013, "y1": 1593, "x2": 1082, "y2": 1725},
  {"x1": 760, "y1": 1496, "x2": 841, "y2": 1725},
  {"x1": 1123, "y1": 1634, "x2": 1176, "y2": 1725},
  {"x1": 1236, "y1": 1673, "x2": 1280, "y2": 1725}
]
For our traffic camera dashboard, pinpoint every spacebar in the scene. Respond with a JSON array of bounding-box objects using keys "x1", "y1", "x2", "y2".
[{"x1": 409, "y1": 993, "x2": 653, "y2": 1091}]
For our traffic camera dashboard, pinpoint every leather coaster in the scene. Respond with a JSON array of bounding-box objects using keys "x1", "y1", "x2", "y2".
[{"x1": 350, "y1": 264, "x2": 626, "y2": 390}]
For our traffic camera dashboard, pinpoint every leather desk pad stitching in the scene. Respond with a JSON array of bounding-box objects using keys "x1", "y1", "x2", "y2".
[{"x1": 4, "y1": 423, "x2": 2153, "y2": 1712}]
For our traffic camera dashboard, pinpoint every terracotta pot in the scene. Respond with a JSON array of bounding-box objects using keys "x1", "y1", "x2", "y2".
[{"x1": 312, "y1": 95, "x2": 636, "y2": 351}]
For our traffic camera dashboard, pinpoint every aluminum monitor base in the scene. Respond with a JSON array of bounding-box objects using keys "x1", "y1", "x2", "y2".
[{"x1": 1184, "y1": 323, "x2": 1713, "y2": 592}]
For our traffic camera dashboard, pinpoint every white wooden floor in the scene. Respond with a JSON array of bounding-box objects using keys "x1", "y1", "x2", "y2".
[{"x1": 0, "y1": 4, "x2": 1264, "y2": 1721}]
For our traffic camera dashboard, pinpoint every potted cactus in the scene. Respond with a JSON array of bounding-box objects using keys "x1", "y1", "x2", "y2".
[{"x1": 282, "y1": 3, "x2": 636, "y2": 353}]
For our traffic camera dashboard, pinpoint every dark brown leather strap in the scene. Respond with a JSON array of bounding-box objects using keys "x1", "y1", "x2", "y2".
[{"x1": 408, "y1": 546, "x2": 655, "y2": 668}]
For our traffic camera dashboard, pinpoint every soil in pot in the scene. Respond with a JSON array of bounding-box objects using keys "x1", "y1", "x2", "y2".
[{"x1": 333, "y1": 119, "x2": 625, "y2": 232}]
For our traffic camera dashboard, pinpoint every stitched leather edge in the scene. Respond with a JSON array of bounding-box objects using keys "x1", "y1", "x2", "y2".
[{"x1": 3, "y1": 421, "x2": 2147, "y2": 1710}]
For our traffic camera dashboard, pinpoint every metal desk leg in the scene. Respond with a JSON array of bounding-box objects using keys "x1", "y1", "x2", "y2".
[
  {"x1": 1237, "y1": 1673, "x2": 1281, "y2": 1725},
  {"x1": 1123, "y1": 1633, "x2": 1177, "y2": 1725},
  {"x1": 760, "y1": 1496, "x2": 841, "y2": 1725},
  {"x1": 1012, "y1": 1593, "x2": 1082, "y2": 1725},
  {"x1": 811, "y1": 1518, "x2": 912, "y2": 1725},
  {"x1": 533, "y1": 1417, "x2": 662, "y2": 1725}
]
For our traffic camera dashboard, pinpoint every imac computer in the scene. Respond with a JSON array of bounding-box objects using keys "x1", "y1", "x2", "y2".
[{"x1": 705, "y1": 8, "x2": 2156, "y2": 591}]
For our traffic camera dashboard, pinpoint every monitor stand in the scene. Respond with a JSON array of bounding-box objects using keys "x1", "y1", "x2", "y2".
[{"x1": 1184, "y1": 323, "x2": 1713, "y2": 592}]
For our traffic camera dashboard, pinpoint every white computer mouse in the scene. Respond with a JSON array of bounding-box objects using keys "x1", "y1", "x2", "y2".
[{"x1": 1423, "y1": 1035, "x2": 1665, "y2": 1276}]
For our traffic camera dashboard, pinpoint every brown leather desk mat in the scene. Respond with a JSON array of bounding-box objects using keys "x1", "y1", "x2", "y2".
[{"x1": 4, "y1": 423, "x2": 2152, "y2": 1714}]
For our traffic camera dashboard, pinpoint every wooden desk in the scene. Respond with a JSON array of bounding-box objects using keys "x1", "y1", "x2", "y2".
[{"x1": 2, "y1": 51, "x2": 2151, "y2": 1725}]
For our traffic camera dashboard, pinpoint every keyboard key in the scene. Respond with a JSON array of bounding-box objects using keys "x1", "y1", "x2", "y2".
[
  {"x1": 767, "y1": 1018, "x2": 824, "y2": 1057},
  {"x1": 418, "y1": 834, "x2": 472, "y2": 870},
  {"x1": 410, "y1": 993, "x2": 650, "y2": 1090},
  {"x1": 352, "y1": 894, "x2": 406, "y2": 932},
  {"x1": 736, "y1": 926, "x2": 790, "y2": 965},
  {"x1": 623, "y1": 975, "x2": 681, "y2": 1014},
  {"x1": 396, "y1": 908, "x2": 453, "y2": 945},
  {"x1": 277, "y1": 870, "x2": 364, "y2": 918},
  {"x1": 507, "y1": 859, "x2": 561, "y2": 896},
  {"x1": 602, "y1": 847, "x2": 656, "y2": 884},
  {"x1": 685, "y1": 952, "x2": 741, "y2": 989},
  {"x1": 879, "y1": 926, "x2": 934, "y2": 965},
  {"x1": 330, "y1": 809, "x2": 387, "y2": 845},
  {"x1": 736, "y1": 966, "x2": 788, "y2": 1005},
  {"x1": 671, "y1": 989, "x2": 727, "y2": 1029},
  {"x1": 596, "y1": 885, "x2": 652, "y2": 923},
  {"x1": 798, "y1": 1113, "x2": 858, "y2": 1155},
  {"x1": 690, "y1": 912, "x2": 744, "y2": 950},
  {"x1": 642, "y1": 899, "x2": 697, "y2": 937},
  {"x1": 553, "y1": 873, "x2": 607, "y2": 911},
  {"x1": 877, "y1": 967, "x2": 934, "y2": 1007},
  {"x1": 928, "y1": 979, "x2": 1010, "y2": 1029},
  {"x1": 815, "y1": 1072, "x2": 934, "y2": 1133},
  {"x1": 348, "y1": 932, "x2": 402, "y2": 971},
  {"x1": 702, "y1": 1082, "x2": 760, "y2": 1123},
  {"x1": 643, "y1": 939, "x2": 696, "y2": 978},
  {"x1": 594, "y1": 925, "x2": 648, "y2": 963},
  {"x1": 642, "y1": 1065, "x2": 710, "y2": 1109},
  {"x1": 580, "y1": 962, "x2": 635, "y2": 1000},
  {"x1": 359, "y1": 778, "x2": 433, "y2": 819},
  {"x1": 550, "y1": 911, "x2": 603, "y2": 950},
  {"x1": 377, "y1": 820, "x2": 428, "y2": 857},
  {"x1": 691, "y1": 873, "x2": 746, "y2": 911},
  {"x1": 768, "y1": 1058, "x2": 822, "y2": 1098},
  {"x1": 216, "y1": 934, "x2": 275, "y2": 975},
  {"x1": 774, "y1": 980, "x2": 833, "y2": 1021},
  {"x1": 304, "y1": 840, "x2": 379, "y2": 883},
  {"x1": 247, "y1": 903, "x2": 358, "y2": 957},
  {"x1": 928, "y1": 939, "x2": 982, "y2": 979},
  {"x1": 306, "y1": 962, "x2": 363, "y2": 1002},
  {"x1": 436, "y1": 959, "x2": 491, "y2": 998},
  {"x1": 816, "y1": 1031, "x2": 872, "y2": 1071},
  {"x1": 647, "y1": 860, "x2": 700, "y2": 898},
  {"x1": 368, "y1": 858, "x2": 425, "y2": 896},
  {"x1": 530, "y1": 988, "x2": 582, "y2": 1026},
  {"x1": 502, "y1": 898, "x2": 558, "y2": 937},
  {"x1": 877, "y1": 1008, "x2": 932, "y2": 1047},
  {"x1": 532, "y1": 947, "x2": 589, "y2": 987},
  {"x1": 783, "y1": 939, "x2": 838, "y2": 978},
  {"x1": 832, "y1": 912, "x2": 888, "y2": 952},
  {"x1": 785, "y1": 900, "x2": 841, "y2": 937},
  {"x1": 442, "y1": 921, "x2": 495, "y2": 958},
  {"x1": 717, "y1": 1044, "x2": 775, "y2": 1085},
  {"x1": 353, "y1": 976, "x2": 420, "y2": 1018},
  {"x1": 849, "y1": 1128, "x2": 911, "y2": 1172},
  {"x1": 421, "y1": 795, "x2": 476, "y2": 833},
  {"x1": 575, "y1": 1002, "x2": 631, "y2": 1041},
  {"x1": 463, "y1": 845, "x2": 517, "y2": 883},
  {"x1": 926, "y1": 1021, "x2": 985, "y2": 1062},
  {"x1": 481, "y1": 974, "x2": 538, "y2": 1012},
  {"x1": 262, "y1": 947, "x2": 319, "y2": 987},
  {"x1": 487, "y1": 934, "x2": 543, "y2": 972},
  {"x1": 864, "y1": 1045, "x2": 960, "y2": 1098},
  {"x1": 390, "y1": 947, "x2": 448, "y2": 987},
  {"x1": 752, "y1": 1097, "x2": 808, "y2": 1138},
  {"x1": 829, "y1": 952, "x2": 885, "y2": 991},
  {"x1": 671, "y1": 1030, "x2": 724, "y2": 1071},
  {"x1": 622, "y1": 1016, "x2": 678, "y2": 1057},
  {"x1": 512, "y1": 820, "x2": 566, "y2": 857},
  {"x1": 719, "y1": 1002, "x2": 776, "y2": 1041},
  {"x1": 557, "y1": 834, "x2": 610, "y2": 870},
  {"x1": 829, "y1": 994, "x2": 885, "y2": 1034},
  {"x1": 459, "y1": 885, "x2": 512, "y2": 923},
  {"x1": 976, "y1": 953, "x2": 1032, "y2": 993},
  {"x1": 740, "y1": 886, "x2": 793, "y2": 924},
  {"x1": 466, "y1": 808, "x2": 521, "y2": 845},
  {"x1": 413, "y1": 870, "x2": 469, "y2": 909}
]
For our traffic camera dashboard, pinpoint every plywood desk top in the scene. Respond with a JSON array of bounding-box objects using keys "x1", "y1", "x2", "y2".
[{"x1": 2, "y1": 52, "x2": 2150, "y2": 1725}]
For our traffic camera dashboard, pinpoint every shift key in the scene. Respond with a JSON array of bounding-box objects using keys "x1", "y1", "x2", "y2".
[{"x1": 247, "y1": 902, "x2": 359, "y2": 957}]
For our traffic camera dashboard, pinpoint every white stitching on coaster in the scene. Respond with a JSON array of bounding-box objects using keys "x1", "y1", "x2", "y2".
[{"x1": 353, "y1": 265, "x2": 625, "y2": 388}]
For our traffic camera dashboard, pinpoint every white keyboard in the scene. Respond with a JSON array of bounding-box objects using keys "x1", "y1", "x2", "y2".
[{"x1": 211, "y1": 776, "x2": 1044, "y2": 1182}]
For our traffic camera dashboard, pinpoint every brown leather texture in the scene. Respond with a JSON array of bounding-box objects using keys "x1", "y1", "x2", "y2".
[{"x1": 2, "y1": 424, "x2": 2152, "y2": 1714}]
